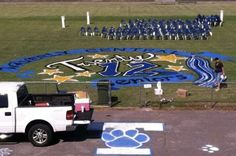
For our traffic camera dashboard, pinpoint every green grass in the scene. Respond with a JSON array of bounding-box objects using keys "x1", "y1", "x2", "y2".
[
  {"x1": 0, "y1": 3, "x2": 236, "y2": 17},
  {"x1": 0, "y1": 2, "x2": 236, "y2": 107}
]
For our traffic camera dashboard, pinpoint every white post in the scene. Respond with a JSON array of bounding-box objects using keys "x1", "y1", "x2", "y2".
[
  {"x1": 61, "y1": 16, "x2": 65, "y2": 29},
  {"x1": 87, "y1": 11, "x2": 90, "y2": 25},
  {"x1": 157, "y1": 81, "x2": 162, "y2": 90},
  {"x1": 220, "y1": 10, "x2": 224, "y2": 26},
  {"x1": 220, "y1": 10, "x2": 224, "y2": 22}
]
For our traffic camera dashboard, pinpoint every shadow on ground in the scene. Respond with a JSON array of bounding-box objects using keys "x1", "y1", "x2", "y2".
[{"x1": 0, "y1": 122, "x2": 104, "y2": 146}]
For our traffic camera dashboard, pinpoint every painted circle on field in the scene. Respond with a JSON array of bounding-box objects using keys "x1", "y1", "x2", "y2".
[{"x1": 0, "y1": 47, "x2": 232, "y2": 89}]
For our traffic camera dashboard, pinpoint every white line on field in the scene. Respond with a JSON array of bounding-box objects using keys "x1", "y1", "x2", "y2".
[
  {"x1": 96, "y1": 148, "x2": 151, "y2": 155},
  {"x1": 88, "y1": 122, "x2": 164, "y2": 131}
]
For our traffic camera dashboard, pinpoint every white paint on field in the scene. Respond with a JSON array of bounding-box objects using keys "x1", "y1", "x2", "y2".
[
  {"x1": 201, "y1": 144, "x2": 219, "y2": 153},
  {"x1": 96, "y1": 148, "x2": 151, "y2": 155},
  {"x1": 88, "y1": 122, "x2": 164, "y2": 131},
  {"x1": 0, "y1": 148, "x2": 13, "y2": 156},
  {"x1": 103, "y1": 122, "x2": 164, "y2": 131}
]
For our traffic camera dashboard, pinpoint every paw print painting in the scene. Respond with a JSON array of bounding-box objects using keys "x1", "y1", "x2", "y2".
[
  {"x1": 201, "y1": 145, "x2": 220, "y2": 153},
  {"x1": 95, "y1": 122, "x2": 164, "y2": 155},
  {"x1": 102, "y1": 129, "x2": 150, "y2": 148},
  {"x1": 0, "y1": 148, "x2": 13, "y2": 156}
]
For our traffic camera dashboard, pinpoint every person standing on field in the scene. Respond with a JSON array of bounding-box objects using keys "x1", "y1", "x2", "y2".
[{"x1": 213, "y1": 57, "x2": 225, "y2": 91}]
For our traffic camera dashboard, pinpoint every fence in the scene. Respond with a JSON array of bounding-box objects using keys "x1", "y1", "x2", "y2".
[
  {"x1": 24, "y1": 81, "x2": 236, "y2": 109},
  {"x1": 139, "y1": 82, "x2": 236, "y2": 109}
]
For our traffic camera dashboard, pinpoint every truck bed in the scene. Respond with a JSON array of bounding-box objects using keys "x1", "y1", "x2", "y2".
[
  {"x1": 18, "y1": 93, "x2": 75, "y2": 107},
  {"x1": 17, "y1": 93, "x2": 94, "y2": 121}
]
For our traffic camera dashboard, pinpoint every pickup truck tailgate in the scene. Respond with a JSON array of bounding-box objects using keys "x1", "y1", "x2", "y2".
[{"x1": 73, "y1": 108, "x2": 94, "y2": 125}]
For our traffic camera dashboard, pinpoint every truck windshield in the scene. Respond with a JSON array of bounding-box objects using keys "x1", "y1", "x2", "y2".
[{"x1": 17, "y1": 85, "x2": 29, "y2": 106}]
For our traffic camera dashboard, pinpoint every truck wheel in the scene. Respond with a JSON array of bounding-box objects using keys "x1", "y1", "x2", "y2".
[{"x1": 27, "y1": 124, "x2": 53, "y2": 147}]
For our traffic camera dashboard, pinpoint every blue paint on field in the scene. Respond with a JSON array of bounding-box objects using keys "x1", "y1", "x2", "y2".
[
  {"x1": 16, "y1": 70, "x2": 35, "y2": 79},
  {"x1": 102, "y1": 129, "x2": 150, "y2": 148},
  {"x1": 186, "y1": 56, "x2": 217, "y2": 88},
  {"x1": 111, "y1": 129, "x2": 124, "y2": 137},
  {"x1": 0, "y1": 47, "x2": 232, "y2": 73},
  {"x1": 92, "y1": 69, "x2": 195, "y2": 90},
  {"x1": 125, "y1": 129, "x2": 138, "y2": 137}
]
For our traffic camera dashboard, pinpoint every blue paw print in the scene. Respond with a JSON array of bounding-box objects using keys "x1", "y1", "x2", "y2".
[{"x1": 102, "y1": 129, "x2": 150, "y2": 148}]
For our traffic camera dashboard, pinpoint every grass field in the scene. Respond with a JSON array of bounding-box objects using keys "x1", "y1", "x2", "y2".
[{"x1": 0, "y1": 2, "x2": 236, "y2": 107}]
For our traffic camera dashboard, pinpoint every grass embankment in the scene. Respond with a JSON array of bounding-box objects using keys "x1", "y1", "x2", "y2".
[{"x1": 0, "y1": 3, "x2": 236, "y2": 107}]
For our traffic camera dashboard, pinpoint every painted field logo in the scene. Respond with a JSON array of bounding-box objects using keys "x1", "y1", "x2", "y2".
[
  {"x1": 90, "y1": 122, "x2": 164, "y2": 155},
  {"x1": 102, "y1": 129, "x2": 150, "y2": 148},
  {"x1": 0, "y1": 48, "x2": 233, "y2": 89}
]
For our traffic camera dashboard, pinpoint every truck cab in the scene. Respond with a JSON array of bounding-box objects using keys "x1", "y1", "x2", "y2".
[
  {"x1": 0, "y1": 82, "x2": 93, "y2": 146},
  {"x1": 0, "y1": 82, "x2": 22, "y2": 133}
]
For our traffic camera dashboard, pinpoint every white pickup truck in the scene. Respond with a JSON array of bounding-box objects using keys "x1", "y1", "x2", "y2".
[{"x1": 0, "y1": 82, "x2": 93, "y2": 147}]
